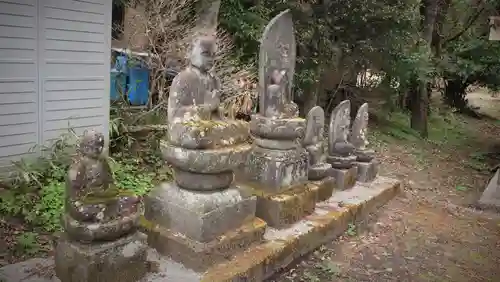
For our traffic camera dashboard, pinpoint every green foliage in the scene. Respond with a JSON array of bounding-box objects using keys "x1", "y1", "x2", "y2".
[
  {"x1": 15, "y1": 232, "x2": 40, "y2": 255},
  {"x1": 346, "y1": 223, "x2": 357, "y2": 237},
  {"x1": 0, "y1": 105, "x2": 171, "y2": 256},
  {"x1": 372, "y1": 109, "x2": 468, "y2": 146},
  {"x1": 220, "y1": 0, "x2": 425, "y2": 105},
  {"x1": 437, "y1": 0, "x2": 500, "y2": 108}
]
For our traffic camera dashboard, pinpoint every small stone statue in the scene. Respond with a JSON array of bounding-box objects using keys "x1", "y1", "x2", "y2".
[
  {"x1": 303, "y1": 106, "x2": 331, "y2": 180},
  {"x1": 349, "y1": 103, "x2": 375, "y2": 162},
  {"x1": 63, "y1": 130, "x2": 141, "y2": 242},
  {"x1": 56, "y1": 129, "x2": 148, "y2": 282},
  {"x1": 328, "y1": 100, "x2": 356, "y2": 169},
  {"x1": 348, "y1": 102, "x2": 378, "y2": 182}
]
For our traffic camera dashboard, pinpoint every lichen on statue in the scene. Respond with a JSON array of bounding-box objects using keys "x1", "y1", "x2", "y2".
[
  {"x1": 63, "y1": 130, "x2": 141, "y2": 242},
  {"x1": 167, "y1": 32, "x2": 249, "y2": 150}
]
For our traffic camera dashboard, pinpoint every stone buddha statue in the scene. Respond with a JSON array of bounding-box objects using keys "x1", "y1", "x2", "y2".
[
  {"x1": 167, "y1": 33, "x2": 249, "y2": 150},
  {"x1": 265, "y1": 69, "x2": 299, "y2": 119},
  {"x1": 303, "y1": 106, "x2": 331, "y2": 180},
  {"x1": 328, "y1": 100, "x2": 357, "y2": 169},
  {"x1": 63, "y1": 130, "x2": 141, "y2": 243}
]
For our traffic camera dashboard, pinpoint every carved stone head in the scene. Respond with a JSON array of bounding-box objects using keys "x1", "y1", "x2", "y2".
[
  {"x1": 189, "y1": 35, "x2": 217, "y2": 72},
  {"x1": 79, "y1": 130, "x2": 105, "y2": 159}
]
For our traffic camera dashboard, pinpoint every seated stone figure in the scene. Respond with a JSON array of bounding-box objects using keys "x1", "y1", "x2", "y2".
[
  {"x1": 167, "y1": 34, "x2": 249, "y2": 150},
  {"x1": 63, "y1": 130, "x2": 141, "y2": 243},
  {"x1": 328, "y1": 100, "x2": 357, "y2": 169},
  {"x1": 265, "y1": 69, "x2": 299, "y2": 119}
]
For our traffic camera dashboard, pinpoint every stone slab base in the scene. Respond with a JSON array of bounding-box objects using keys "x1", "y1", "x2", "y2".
[
  {"x1": 478, "y1": 169, "x2": 500, "y2": 211},
  {"x1": 144, "y1": 182, "x2": 256, "y2": 243},
  {"x1": 0, "y1": 177, "x2": 400, "y2": 282},
  {"x1": 54, "y1": 232, "x2": 148, "y2": 282},
  {"x1": 327, "y1": 166, "x2": 358, "y2": 190},
  {"x1": 145, "y1": 218, "x2": 266, "y2": 272},
  {"x1": 244, "y1": 183, "x2": 318, "y2": 228},
  {"x1": 355, "y1": 160, "x2": 379, "y2": 183},
  {"x1": 244, "y1": 146, "x2": 308, "y2": 193},
  {"x1": 308, "y1": 177, "x2": 335, "y2": 202}
]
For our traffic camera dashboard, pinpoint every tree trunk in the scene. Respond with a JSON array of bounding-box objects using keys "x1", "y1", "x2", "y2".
[
  {"x1": 443, "y1": 78, "x2": 468, "y2": 109},
  {"x1": 410, "y1": 0, "x2": 438, "y2": 138},
  {"x1": 431, "y1": 0, "x2": 451, "y2": 57}
]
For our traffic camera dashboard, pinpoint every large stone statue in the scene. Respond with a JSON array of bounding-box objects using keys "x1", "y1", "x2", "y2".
[
  {"x1": 144, "y1": 0, "x2": 266, "y2": 272},
  {"x1": 349, "y1": 103, "x2": 378, "y2": 182},
  {"x1": 55, "y1": 130, "x2": 148, "y2": 282},
  {"x1": 167, "y1": 33, "x2": 248, "y2": 151},
  {"x1": 327, "y1": 100, "x2": 358, "y2": 190},
  {"x1": 243, "y1": 10, "x2": 321, "y2": 228}
]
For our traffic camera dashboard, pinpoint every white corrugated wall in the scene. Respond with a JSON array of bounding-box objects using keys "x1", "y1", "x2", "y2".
[{"x1": 0, "y1": 0, "x2": 111, "y2": 174}]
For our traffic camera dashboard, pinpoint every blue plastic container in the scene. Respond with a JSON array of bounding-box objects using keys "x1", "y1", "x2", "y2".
[
  {"x1": 110, "y1": 70, "x2": 126, "y2": 101},
  {"x1": 114, "y1": 55, "x2": 128, "y2": 75},
  {"x1": 128, "y1": 67, "x2": 149, "y2": 105}
]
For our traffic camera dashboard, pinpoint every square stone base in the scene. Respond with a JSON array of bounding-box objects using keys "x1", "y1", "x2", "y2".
[
  {"x1": 246, "y1": 184, "x2": 318, "y2": 228},
  {"x1": 327, "y1": 166, "x2": 358, "y2": 191},
  {"x1": 308, "y1": 177, "x2": 335, "y2": 202},
  {"x1": 355, "y1": 160, "x2": 379, "y2": 182},
  {"x1": 54, "y1": 232, "x2": 148, "y2": 282},
  {"x1": 146, "y1": 217, "x2": 267, "y2": 272},
  {"x1": 244, "y1": 146, "x2": 308, "y2": 193},
  {"x1": 144, "y1": 182, "x2": 256, "y2": 243}
]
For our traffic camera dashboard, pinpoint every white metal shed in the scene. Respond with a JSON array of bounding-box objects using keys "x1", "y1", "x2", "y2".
[{"x1": 0, "y1": 0, "x2": 112, "y2": 173}]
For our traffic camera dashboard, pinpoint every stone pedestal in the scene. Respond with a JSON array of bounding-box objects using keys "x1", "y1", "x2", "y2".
[
  {"x1": 355, "y1": 160, "x2": 379, "y2": 182},
  {"x1": 327, "y1": 166, "x2": 358, "y2": 191},
  {"x1": 145, "y1": 183, "x2": 257, "y2": 243},
  {"x1": 245, "y1": 146, "x2": 308, "y2": 193},
  {"x1": 309, "y1": 176, "x2": 335, "y2": 202},
  {"x1": 54, "y1": 232, "x2": 148, "y2": 282},
  {"x1": 243, "y1": 183, "x2": 317, "y2": 228},
  {"x1": 145, "y1": 137, "x2": 265, "y2": 271},
  {"x1": 146, "y1": 217, "x2": 266, "y2": 272},
  {"x1": 245, "y1": 115, "x2": 317, "y2": 228},
  {"x1": 308, "y1": 163, "x2": 332, "y2": 181}
]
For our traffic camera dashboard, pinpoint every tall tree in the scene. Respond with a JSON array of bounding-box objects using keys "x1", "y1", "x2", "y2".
[{"x1": 410, "y1": 0, "x2": 438, "y2": 138}]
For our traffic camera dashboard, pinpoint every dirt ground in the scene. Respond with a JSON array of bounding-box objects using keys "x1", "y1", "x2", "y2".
[{"x1": 271, "y1": 93, "x2": 500, "y2": 282}]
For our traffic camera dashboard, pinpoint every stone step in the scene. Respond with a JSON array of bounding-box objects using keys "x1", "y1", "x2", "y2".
[{"x1": 0, "y1": 177, "x2": 400, "y2": 282}]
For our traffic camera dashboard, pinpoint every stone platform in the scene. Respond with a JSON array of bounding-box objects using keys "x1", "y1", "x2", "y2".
[{"x1": 0, "y1": 177, "x2": 400, "y2": 282}]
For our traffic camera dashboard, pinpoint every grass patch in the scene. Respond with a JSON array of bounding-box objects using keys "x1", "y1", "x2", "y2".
[{"x1": 371, "y1": 110, "x2": 469, "y2": 147}]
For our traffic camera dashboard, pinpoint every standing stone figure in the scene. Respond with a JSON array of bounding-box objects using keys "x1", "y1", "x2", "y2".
[
  {"x1": 244, "y1": 10, "x2": 320, "y2": 228},
  {"x1": 303, "y1": 106, "x2": 332, "y2": 180},
  {"x1": 327, "y1": 100, "x2": 359, "y2": 190},
  {"x1": 144, "y1": 0, "x2": 266, "y2": 273},
  {"x1": 55, "y1": 130, "x2": 148, "y2": 282},
  {"x1": 303, "y1": 106, "x2": 335, "y2": 202},
  {"x1": 349, "y1": 103, "x2": 379, "y2": 182}
]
